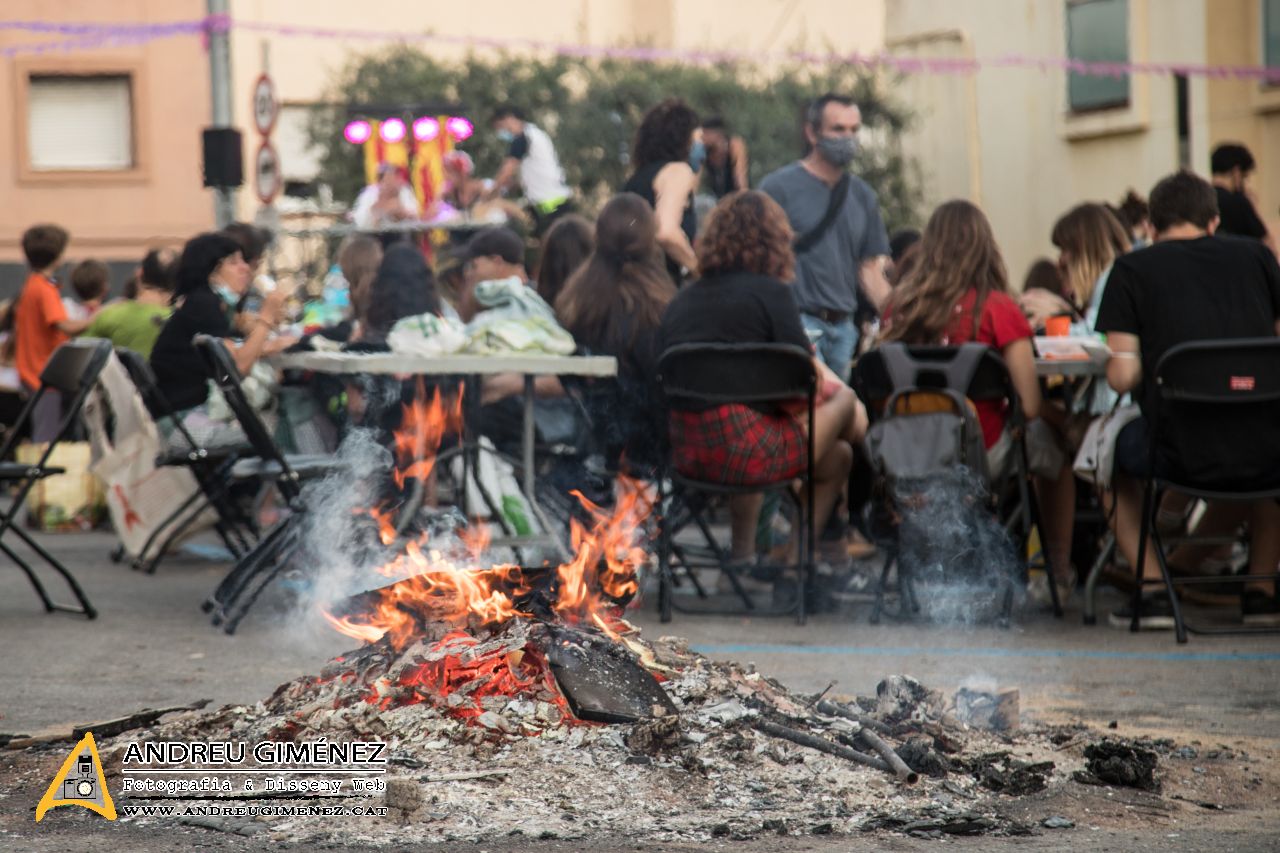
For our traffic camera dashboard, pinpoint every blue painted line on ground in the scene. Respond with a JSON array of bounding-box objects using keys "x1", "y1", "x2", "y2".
[{"x1": 692, "y1": 643, "x2": 1280, "y2": 663}]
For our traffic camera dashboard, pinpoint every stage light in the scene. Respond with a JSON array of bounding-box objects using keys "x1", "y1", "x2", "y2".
[
  {"x1": 413, "y1": 116, "x2": 440, "y2": 141},
  {"x1": 343, "y1": 119, "x2": 372, "y2": 144},
  {"x1": 380, "y1": 117, "x2": 407, "y2": 143},
  {"x1": 446, "y1": 116, "x2": 474, "y2": 141}
]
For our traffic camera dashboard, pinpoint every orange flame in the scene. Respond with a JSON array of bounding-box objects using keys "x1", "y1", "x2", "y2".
[
  {"x1": 393, "y1": 383, "x2": 464, "y2": 490},
  {"x1": 323, "y1": 477, "x2": 654, "y2": 650}
]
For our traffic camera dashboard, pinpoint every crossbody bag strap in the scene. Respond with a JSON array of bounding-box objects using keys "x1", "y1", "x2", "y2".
[{"x1": 793, "y1": 173, "x2": 851, "y2": 254}]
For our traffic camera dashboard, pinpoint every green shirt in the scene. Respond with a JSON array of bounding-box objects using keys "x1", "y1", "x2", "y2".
[{"x1": 84, "y1": 301, "x2": 172, "y2": 359}]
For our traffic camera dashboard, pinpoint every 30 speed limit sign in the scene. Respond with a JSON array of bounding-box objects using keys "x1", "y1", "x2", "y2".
[
  {"x1": 252, "y1": 73, "x2": 278, "y2": 136},
  {"x1": 254, "y1": 142, "x2": 282, "y2": 204}
]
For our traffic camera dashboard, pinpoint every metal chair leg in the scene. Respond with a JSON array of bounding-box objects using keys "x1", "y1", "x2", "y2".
[
  {"x1": 3, "y1": 522, "x2": 97, "y2": 617},
  {"x1": 205, "y1": 517, "x2": 294, "y2": 618},
  {"x1": 0, "y1": 537, "x2": 55, "y2": 612},
  {"x1": 1150, "y1": 525, "x2": 1188, "y2": 644},
  {"x1": 223, "y1": 529, "x2": 303, "y2": 634},
  {"x1": 1131, "y1": 481, "x2": 1156, "y2": 632},
  {"x1": 1082, "y1": 532, "x2": 1115, "y2": 626}
]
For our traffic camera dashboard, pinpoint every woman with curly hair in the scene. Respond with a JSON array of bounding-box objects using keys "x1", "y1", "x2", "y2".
[
  {"x1": 556, "y1": 193, "x2": 674, "y2": 472},
  {"x1": 623, "y1": 98, "x2": 702, "y2": 283},
  {"x1": 660, "y1": 190, "x2": 866, "y2": 568}
]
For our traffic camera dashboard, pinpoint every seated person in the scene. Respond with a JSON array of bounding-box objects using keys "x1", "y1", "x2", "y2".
[
  {"x1": 351, "y1": 163, "x2": 420, "y2": 231},
  {"x1": 343, "y1": 244, "x2": 447, "y2": 433},
  {"x1": 1020, "y1": 204, "x2": 1131, "y2": 600},
  {"x1": 880, "y1": 200, "x2": 1042, "y2": 479},
  {"x1": 150, "y1": 233, "x2": 294, "y2": 449},
  {"x1": 1095, "y1": 169, "x2": 1280, "y2": 628},
  {"x1": 537, "y1": 213, "x2": 593, "y2": 308},
  {"x1": 84, "y1": 248, "x2": 177, "y2": 358},
  {"x1": 660, "y1": 190, "x2": 867, "y2": 567},
  {"x1": 556, "y1": 193, "x2": 674, "y2": 474},
  {"x1": 64, "y1": 259, "x2": 109, "y2": 323}
]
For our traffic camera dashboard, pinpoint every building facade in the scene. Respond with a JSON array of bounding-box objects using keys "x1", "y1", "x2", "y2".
[
  {"x1": 0, "y1": 0, "x2": 213, "y2": 296},
  {"x1": 885, "y1": 0, "x2": 1280, "y2": 278}
]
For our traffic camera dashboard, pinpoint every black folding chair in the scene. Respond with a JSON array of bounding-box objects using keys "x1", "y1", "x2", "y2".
[
  {"x1": 193, "y1": 335, "x2": 346, "y2": 632},
  {"x1": 112, "y1": 348, "x2": 260, "y2": 573},
  {"x1": 0, "y1": 338, "x2": 113, "y2": 618},
  {"x1": 655, "y1": 343, "x2": 818, "y2": 625},
  {"x1": 1130, "y1": 337, "x2": 1280, "y2": 643},
  {"x1": 852, "y1": 343, "x2": 1062, "y2": 627}
]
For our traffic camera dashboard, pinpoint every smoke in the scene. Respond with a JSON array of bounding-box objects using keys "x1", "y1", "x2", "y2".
[{"x1": 890, "y1": 466, "x2": 1023, "y2": 626}]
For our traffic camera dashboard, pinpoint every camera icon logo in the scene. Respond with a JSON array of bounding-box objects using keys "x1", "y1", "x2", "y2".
[{"x1": 36, "y1": 732, "x2": 116, "y2": 822}]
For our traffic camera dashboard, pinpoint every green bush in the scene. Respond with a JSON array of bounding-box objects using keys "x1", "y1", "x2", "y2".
[{"x1": 309, "y1": 48, "x2": 920, "y2": 230}]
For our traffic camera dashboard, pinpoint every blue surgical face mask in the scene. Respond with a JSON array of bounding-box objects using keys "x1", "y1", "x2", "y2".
[
  {"x1": 212, "y1": 282, "x2": 239, "y2": 308},
  {"x1": 496, "y1": 128, "x2": 515, "y2": 143},
  {"x1": 688, "y1": 140, "x2": 707, "y2": 173}
]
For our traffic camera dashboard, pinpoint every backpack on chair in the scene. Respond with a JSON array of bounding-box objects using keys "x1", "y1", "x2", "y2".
[{"x1": 862, "y1": 343, "x2": 991, "y2": 491}]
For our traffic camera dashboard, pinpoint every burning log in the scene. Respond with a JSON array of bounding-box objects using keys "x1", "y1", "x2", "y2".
[
  {"x1": 750, "y1": 719, "x2": 892, "y2": 775},
  {"x1": 543, "y1": 625, "x2": 677, "y2": 724},
  {"x1": 859, "y1": 727, "x2": 920, "y2": 785},
  {"x1": 5, "y1": 700, "x2": 211, "y2": 749}
]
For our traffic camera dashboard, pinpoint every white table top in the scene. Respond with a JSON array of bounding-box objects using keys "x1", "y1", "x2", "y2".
[
  {"x1": 1035, "y1": 357, "x2": 1108, "y2": 378},
  {"x1": 272, "y1": 350, "x2": 618, "y2": 377}
]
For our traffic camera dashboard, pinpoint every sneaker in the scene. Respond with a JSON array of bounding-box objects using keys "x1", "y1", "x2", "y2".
[
  {"x1": 1108, "y1": 593, "x2": 1176, "y2": 630},
  {"x1": 1241, "y1": 589, "x2": 1280, "y2": 626},
  {"x1": 830, "y1": 566, "x2": 877, "y2": 604}
]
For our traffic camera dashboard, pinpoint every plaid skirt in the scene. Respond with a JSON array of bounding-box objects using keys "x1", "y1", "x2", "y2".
[{"x1": 669, "y1": 404, "x2": 807, "y2": 487}]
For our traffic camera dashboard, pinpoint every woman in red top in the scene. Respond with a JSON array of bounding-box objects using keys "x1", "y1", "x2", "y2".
[{"x1": 881, "y1": 200, "x2": 1041, "y2": 470}]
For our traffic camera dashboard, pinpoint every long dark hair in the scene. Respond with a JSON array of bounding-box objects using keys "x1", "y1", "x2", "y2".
[
  {"x1": 632, "y1": 99, "x2": 699, "y2": 170},
  {"x1": 555, "y1": 193, "x2": 675, "y2": 351},
  {"x1": 884, "y1": 200, "x2": 1009, "y2": 344},
  {"x1": 173, "y1": 233, "x2": 242, "y2": 302},
  {"x1": 363, "y1": 245, "x2": 440, "y2": 339},
  {"x1": 535, "y1": 214, "x2": 593, "y2": 307}
]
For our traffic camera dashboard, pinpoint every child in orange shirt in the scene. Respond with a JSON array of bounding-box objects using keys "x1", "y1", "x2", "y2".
[{"x1": 14, "y1": 225, "x2": 93, "y2": 441}]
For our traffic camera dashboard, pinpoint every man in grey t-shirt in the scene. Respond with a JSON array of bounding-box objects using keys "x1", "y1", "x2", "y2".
[{"x1": 760, "y1": 94, "x2": 891, "y2": 375}]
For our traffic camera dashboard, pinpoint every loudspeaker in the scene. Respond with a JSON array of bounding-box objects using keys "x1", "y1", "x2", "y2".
[{"x1": 202, "y1": 127, "x2": 243, "y2": 188}]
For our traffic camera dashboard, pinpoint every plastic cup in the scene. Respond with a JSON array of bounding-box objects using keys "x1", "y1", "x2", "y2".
[{"x1": 1044, "y1": 315, "x2": 1071, "y2": 337}]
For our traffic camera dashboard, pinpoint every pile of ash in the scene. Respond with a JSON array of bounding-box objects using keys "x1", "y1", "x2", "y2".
[{"x1": 92, "y1": 634, "x2": 1168, "y2": 846}]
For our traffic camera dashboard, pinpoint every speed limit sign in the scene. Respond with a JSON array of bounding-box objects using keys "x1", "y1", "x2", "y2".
[
  {"x1": 252, "y1": 73, "x2": 278, "y2": 136},
  {"x1": 254, "y1": 141, "x2": 282, "y2": 204}
]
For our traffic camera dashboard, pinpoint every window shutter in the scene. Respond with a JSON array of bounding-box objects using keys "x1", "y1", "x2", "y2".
[{"x1": 28, "y1": 76, "x2": 134, "y2": 171}]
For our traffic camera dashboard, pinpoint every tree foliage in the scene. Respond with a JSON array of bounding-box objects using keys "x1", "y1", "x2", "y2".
[{"x1": 309, "y1": 48, "x2": 920, "y2": 230}]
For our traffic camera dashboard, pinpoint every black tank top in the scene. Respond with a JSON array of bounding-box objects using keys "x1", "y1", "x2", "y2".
[
  {"x1": 624, "y1": 161, "x2": 695, "y2": 283},
  {"x1": 705, "y1": 152, "x2": 736, "y2": 199}
]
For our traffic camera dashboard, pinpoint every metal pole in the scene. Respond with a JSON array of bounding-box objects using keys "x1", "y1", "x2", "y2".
[{"x1": 208, "y1": 0, "x2": 236, "y2": 227}]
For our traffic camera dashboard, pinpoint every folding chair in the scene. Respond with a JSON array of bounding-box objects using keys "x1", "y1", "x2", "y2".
[
  {"x1": 852, "y1": 343, "x2": 1063, "y2": 627},
  {"x1": 0, "y1": 338, "x2": 113, "y2": 618},
  {"x1": 1129, "y1": 337, "x2": 1280, "y2": 643},
  {"x1": 192, "y1": 335, "x2": 346, "y2": 633},
  {"x1": 655, "y1": 343, "x2": 817, "y2": 625},
  {"x1": 113, "y1": 348, "x2": 259, "y2": 573}
]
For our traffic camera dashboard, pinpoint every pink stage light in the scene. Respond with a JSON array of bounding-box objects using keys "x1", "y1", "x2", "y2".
[
  {"x1": 380, "y1": 117, "x2": 407, "y2": 143},
  {"x1": 446, "y1": 116, "x2": 474, "y2": 141},
  {"x1": 413, "y1": 116, "x2": 440, "y2": 141},
  {"x1": 343, "y1": 119, "x2": 372, "y2": 144}
]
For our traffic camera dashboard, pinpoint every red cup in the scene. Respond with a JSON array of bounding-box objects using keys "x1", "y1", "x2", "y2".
[{"x1": 1044, "y1": 315, "x2": 1071, "y2": 337}]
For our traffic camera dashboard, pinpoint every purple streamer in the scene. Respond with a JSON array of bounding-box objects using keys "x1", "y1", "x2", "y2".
[{"x1": 4, "y1": 16, "x2": 1280, "y2": 82}]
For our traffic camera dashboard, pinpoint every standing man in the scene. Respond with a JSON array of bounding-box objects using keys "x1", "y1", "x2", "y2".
[
  {"x1": 1210, "y1": 142, "x2": 1276, "y2": 255},
  {"x1": 487, "y1": 105, "x2": 574, "y2": 236},
  {"x1": 761, "y1": 93, "x2": 891, "y2": 376}
]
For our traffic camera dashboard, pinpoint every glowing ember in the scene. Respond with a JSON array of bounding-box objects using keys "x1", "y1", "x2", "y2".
[{"x1": 318, "y1": 384, "x2": 659, "y2": 731}]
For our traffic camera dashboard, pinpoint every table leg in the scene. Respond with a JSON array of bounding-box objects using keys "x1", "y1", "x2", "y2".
[{"x1": 522, "y1": 374, "x2": 535, "y2": 503}]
